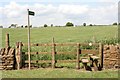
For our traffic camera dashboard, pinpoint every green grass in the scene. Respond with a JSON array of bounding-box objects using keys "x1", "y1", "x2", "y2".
[
  {"x1": 2, "y1": 26, "x2": 118, "y2": 47},
  {"x1": 1, "y1": 26, "x2": 119, "y2": 78},
  {"x1": 1, "y1": 69, "x2": 118, "y2": 78}
]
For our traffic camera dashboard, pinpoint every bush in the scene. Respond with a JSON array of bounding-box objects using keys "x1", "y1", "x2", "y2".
[
  {"x1": 113, "y1": 22, "x2": 117, "y2": 25},
  {"x1": 66, "y1": 22, "x2": 74, "y2": 27},
  {"x1": 51, "y1": 24, "x2": 53, "y2": 27},
  {"x1": 83, "y1": 23, "x2": 86, "y2": 26},
  {"x1": 89, "y1": 24, "x2": 93, "y2": 26},
  {"x1": 44, "y1": 24, "x2": 48, "y2": 27}
]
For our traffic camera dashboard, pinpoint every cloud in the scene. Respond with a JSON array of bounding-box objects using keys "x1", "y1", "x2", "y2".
[
  {"x1": 58, "y1": 4, "x2": 89, "y2": 15},
  {"x1": 0, "y1": 1, "x2": 118, "y2": 27},
  {"x1": 99, "y1": 0, "x2": 119, "y2": 2}
]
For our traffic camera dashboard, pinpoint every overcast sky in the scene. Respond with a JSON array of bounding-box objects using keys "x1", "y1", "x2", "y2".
[{"x1": 0, "y1": 0, "x2": 119, "y2": 27}]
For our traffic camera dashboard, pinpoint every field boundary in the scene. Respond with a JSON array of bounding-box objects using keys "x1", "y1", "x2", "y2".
[{"x1": 15, "y1": 37, "x2": 103, "y2": 71}]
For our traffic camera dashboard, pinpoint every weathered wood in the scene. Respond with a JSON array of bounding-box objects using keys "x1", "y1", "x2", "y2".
[
  {"x1": 6, "y1": 33, "x2": 9, "y2": 48},
  {"x1": 22, "y1": 43, "x2": 99, "y2": 47},
  {"x1": 99, "y1": 43, "x2": 103, "y2": 68},
  {"x1": 90, "y1": 56, "x2": 99, "y2": 60},
  {"x1": 81, "y1": 50, "x2": 98, "y2": 54},
  {"x1": 15, "y1": 42, "x2": 19, "y2": 70},
  {"x1": 56, "y1": 52, "x2": 76, "y2": 54},
  {"x1": 76, "y1": 43, "x2": 80, "y2": 69},
  {"x1": 93, "y1": 60, "x2": 99, "y2": 71},
  {"x1": 25, "y1": 60, "x2": 51, "y2": 63},
  {"x1": 25, "y1": 52, "x2": 50, "y2": 55},
  {"x1": 19, "y1": 42, "x2": 22, "y2": 69},
  {"x1": 52, "y1": 38, "x2": 56, "y2": 68},
  {"x1": 22, "y1": 43, "x2": 52, "y2": 46},
  {"x1": 81, "y1": 59, "x2": 89, "y2": 63},
  {"x1": 15, "y1": 42, "x2": 22, "y2": 70},
  {"x1": 57, "y1": 60, "x2": 76, "y2": 63}
]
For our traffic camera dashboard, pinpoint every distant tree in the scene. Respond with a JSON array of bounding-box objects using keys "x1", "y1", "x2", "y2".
[
  {"x1": 113, "y1": 22, "x2": 117, "y2": 25},
  {"x1": 25, "y1": 25, "x2": 27, "y2": 28},
  {"x1": 21, "y1": 25, "x2": 23, "y2": 28},
  {"x1": 51, "y1": 24, "x2": 53, "y2": 27},
  {"x1": 83, "y1": 23, "x2": 86, "y2": 26},
  {"x1": 11, "y1": 24, "x2": 14, "y2": 26},
  {"x1": 0, "y1": 26, "x2": 3, "y2": 28},
  {"x1": 119, "y1": 23, "x2": 120, "y2": 25},
  {"x1": 30, "y1": 25, "x2": 32, "y2": 28},
  {"x1": 89, "y1": 24, "x2": 93, "y2": 26},
  {"x1": 44, "y1": 24, "x2": 48, "y2": 27},
  {"x1": 66, "y1": 22, "x2": 74, "y2": 27}
]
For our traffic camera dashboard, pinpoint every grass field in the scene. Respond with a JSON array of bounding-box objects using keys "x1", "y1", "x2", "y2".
[
  {"x1": 0, "y1": 25, "x2": 119, "y2": 78},
  {"x1": 1, "y1": 68, "x2": 118, "y2": 78},
  {"x1": 2, "y1": 25, "x2": 118, "y2": 47}
]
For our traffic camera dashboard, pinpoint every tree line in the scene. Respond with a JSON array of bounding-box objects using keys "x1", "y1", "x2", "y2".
[{"x1": 0, "y1": 22, "x2": 119, "y2": 28}]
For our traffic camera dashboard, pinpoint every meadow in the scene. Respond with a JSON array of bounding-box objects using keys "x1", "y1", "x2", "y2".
[
  {"x1": 2, "y1": 68, "x2": 118, "y2": 78},
  {"x1": 2, "y1": 25, "x2": 118, "y2": 47},
  {"x1": 0, "y1": 25, "x2": 119, "y2": 78}
]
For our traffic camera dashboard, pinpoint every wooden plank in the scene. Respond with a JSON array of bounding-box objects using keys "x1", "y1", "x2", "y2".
[
  {"x1": 55, "y1": 43, "x2": 76, "y2": 46},
  {"x1": 22, "y1": 43, "x2": 52, "y2": 46},
  {"x1": 25, "y1": 52, "x2": 50, "y2": 55},
  {"x1": 90, "y1": 56, "x2": 99, "y2": 60},
  {"x1": 81, "y1": 59, "x2": 89, "y2": 63},
  {"x1": 80, "y1": 43, "x2": 99, "y2": 46},
  {"x1": 22, "y1": 43, "x2": 99, "y2": 47},
  {"x1": 57, "y1": 60, "x2": 76, "y2": 63},
  {"x1": 56, "y1": 52, "x2": 76, "y2": 54},
  {"x1": 38, "y1": 43, "x2": 52, "y2": 46},
  {"x1": 31, "y1": 43, "x2": 52, "y2": 46},
  {"x1": 25, "y1": 60, "x2": 51, "y2": 63},
  {"x1": 81, "y1": 50, "x2": 98, "y2": 54}
]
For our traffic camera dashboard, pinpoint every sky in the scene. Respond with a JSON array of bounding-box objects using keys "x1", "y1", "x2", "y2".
[{"x1": 0, "y1": 0, "x2": 119, "y2": 27}]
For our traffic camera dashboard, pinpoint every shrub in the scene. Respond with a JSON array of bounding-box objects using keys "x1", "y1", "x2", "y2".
[
  {"x1": 113, "y1": 22, "x2": 117, "y2": 25},
  {"x1": 89, "y1": 24, "x2": 93, "y2": 26},
  {"x1": 83, "y1": 23, "x2": 86, "y2": 26},
  {"x1": 44, "y1": 24, "x2": 48, "y2": 27},
  {"x1": 66, "y1": 22, "x2": 74, "y2": 27}
]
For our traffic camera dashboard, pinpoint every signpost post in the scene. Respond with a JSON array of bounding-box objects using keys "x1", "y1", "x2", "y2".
[{"x1": 27, "y1": 9, "x2": 35, "y2": 70}]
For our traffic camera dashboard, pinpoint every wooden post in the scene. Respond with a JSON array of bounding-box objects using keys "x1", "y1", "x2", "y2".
[
  {"x1": 6, "y1": 33, "x2": 9, "y2": 48},
  {"x1": 52, "y1": 37, "x2": 55, "y2": 68},
  {"x1": 15, "y1": 42, "x2": 19, "y2": 70},
  {"x1": 27, "y1": 9, "x2": 31, "y2": 70},
  {"x1": 99, "y1": 43, "x2": 103, "y2": 68},
  {"x1": 19, "y1": 42, "x2": 22, "y2": 69},
  {"x1": 76, "y1": 43, "x2": 80, "y2": 69}
]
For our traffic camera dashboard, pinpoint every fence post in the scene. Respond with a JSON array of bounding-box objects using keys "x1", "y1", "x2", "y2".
[
  {"x1": 52, "y1": 37, "x2": 56, "y2": 68},
  {"x1": 15, "y1": 42, "x2": 19, "y2": 70},
  {"x1": 19, "y1": 42, "x2": 22, "y2": 69},
  {"x1": 99, "y1": 43, "x2": 103, "y2": 68},
  {"x1": 6, "y1": 33, "x2": 9, "y2": 48},
  {"x1": 15, "y1": 42, "x2": 22, "y2": 70},
  {"x1": 76, "y1": 43, "x2": 80, "y2": 69}
]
